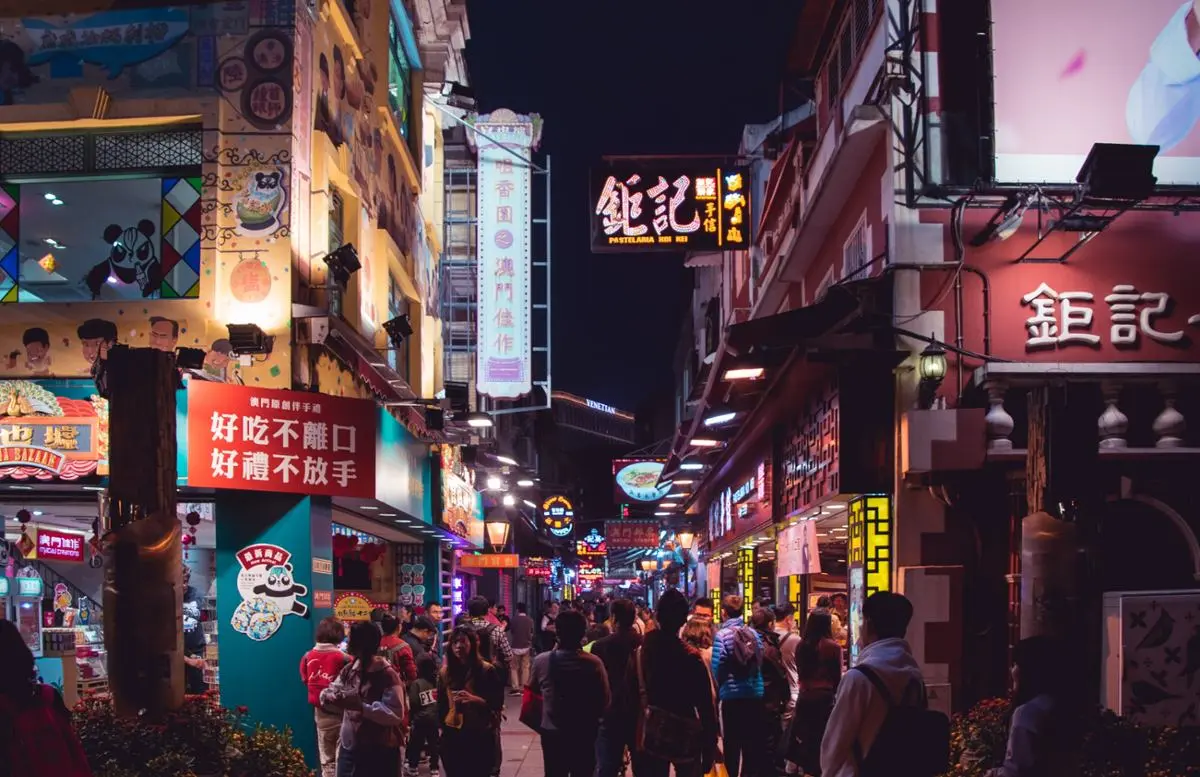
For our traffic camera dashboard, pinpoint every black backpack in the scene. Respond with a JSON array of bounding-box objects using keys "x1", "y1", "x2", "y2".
[
  {"x1": 852, "y1": 665, "x2": 950, "y2": 777},
  {"x1": 728, "y1": 625, "x2": 761, "y2": 678}
]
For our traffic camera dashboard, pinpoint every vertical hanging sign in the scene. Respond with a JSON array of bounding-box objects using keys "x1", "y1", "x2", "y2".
[{"x1": 474, "y1": 109, "x2": 542, "y2": 399}]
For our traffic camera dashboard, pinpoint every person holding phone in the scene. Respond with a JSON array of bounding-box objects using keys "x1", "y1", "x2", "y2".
[{"x1": 438, "y1": 626, "x2": 503, "y2": 777}]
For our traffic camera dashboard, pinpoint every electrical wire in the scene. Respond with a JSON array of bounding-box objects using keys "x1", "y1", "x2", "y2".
[{"x1": 893, "y1": 194, "x2": 971, "y2": 325}]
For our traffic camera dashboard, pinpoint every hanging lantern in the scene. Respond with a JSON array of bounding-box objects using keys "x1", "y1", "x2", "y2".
[
  {"x1": 229, "y1": 255, "x2": 272, "y2": 304},
  {"x1": 15, "y1": 509, "x2": 33, "y2": 558},
  {"x1": 182, "y1": 511, "x2": 201, "y2": 561}
]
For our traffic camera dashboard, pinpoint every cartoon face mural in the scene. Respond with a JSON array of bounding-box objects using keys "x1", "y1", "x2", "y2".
[{"x1": 84, "y1": 219, "x2": 160, "y2": 299}]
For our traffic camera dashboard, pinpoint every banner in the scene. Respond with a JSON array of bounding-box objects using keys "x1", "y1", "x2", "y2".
[
  {"x1": 187, "y1": 382, "x2": 376, "y2": 498},
  {"x1": 475, "y1": 109, "x2": 541, "y2": 399},
  {"x1": 776, "y1": 519, "x2": 821, "y2": 578},
  {"x1": 605, "y1": 520, "x2": 659, "y2": 549}
]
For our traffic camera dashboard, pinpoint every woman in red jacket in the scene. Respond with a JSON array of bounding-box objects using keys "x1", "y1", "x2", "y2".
[{"x1": 300, "y1": 617, "x2": 350, "y2": 777}]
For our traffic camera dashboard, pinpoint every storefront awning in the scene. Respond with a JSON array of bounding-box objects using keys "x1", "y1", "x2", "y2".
[{"x1": 726, "y1": 276, "x2": 889, "y2": 353}]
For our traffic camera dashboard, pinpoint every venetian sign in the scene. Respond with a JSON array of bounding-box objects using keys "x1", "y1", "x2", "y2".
[
  {"x1": 0, "y1": 381, "x2": 105, "y2": 481},
  {"x1": 231, "y1": 543, "x2": 309, "y2": 642},
  {"x1": 541, "y1": 495, "x2": 575, "y2": 538},
  {"x1": 187, "y1": 382, "x2": 376, "y2": 498},
  {"x1": 475, "y1": 109, "x2": 541, "y2": 399},
  {"x1": 591, "y1": 164, "x2": 751, "y2": 252}
]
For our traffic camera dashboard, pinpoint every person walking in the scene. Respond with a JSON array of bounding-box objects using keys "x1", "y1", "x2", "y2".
[
  {"x1": 624, "y1": 589, "x2": 718, "y2": 777},
  {"x1": 590, "y1": 598, "x2": 643, "y2": 777},
  {"x1": 438, "y1": 626, "x2": 504, "y2": 777},
  {"x1": 403, "y1": 615, "x2": 438, "y2": 666},
  {"x1": 301, "y1": 617, "x2": 351, "y2": 777},
  {"x1": 529, "y1": 610, "x2": 610, "y2": 777},
  {"x1": 320, "y1": 621, "x2": 407, "y2": 777},
  {"x1": 819, "y1": 592, "x2": 928, "y2": 777},
  {"x1": 405, "y1": 655, "x2": 442, "y2": 777},
  {"x1": 540, "y1": 601, "x2": 559, "y2": 651},
  {"x1": 712, "y1": 594, "x2": 766, "y2": 777},
  {"x1": 0, "y1": 620, "x2": 92, "y2": 777},
  {"x1": 751, "y1": 608, "x2": 790, "y2": 767},
  {"x1": 508, "y1": 603, "x2": 536, "y2": 695},
  {"x1": 380, "y1": 613, "x2": 418, "y2": 684},
  {"x1": 464, "y1": 596, "x2": 511, "y2": 777},
  {"x1": 783, "y1": 609, "x2": 841, "y2": 776},
  {"x1": 681, "y1": 619, "x2": 714, "y2": 677},
  {"x1": 772, "y1": 603, "x2": 801, "y2": 731}
]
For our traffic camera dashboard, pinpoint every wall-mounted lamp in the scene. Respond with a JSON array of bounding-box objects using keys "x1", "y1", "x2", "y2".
[
  {"x1": 675, "y1": 528, "x2": 696, "y2": 550},
  {"x1": 323, "y1": 243, "x2": 361, "y2": 288},
  {"x1": 484, "y1": 508, "x2": 511, "y2": 551},
  {"x1": 918, "y1": 337, "x2": 947, "y2": 409},
  {"x1": 383, "y1": 314, "x2": 413, "y2": 348},
  {"x1": 227, "y1": 323, "x2": 275, "y2": 356},
  {"x1": 465, "y1": 411, "x2": 493, "y2": 429}
]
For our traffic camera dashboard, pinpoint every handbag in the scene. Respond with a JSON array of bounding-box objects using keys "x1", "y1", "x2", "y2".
[
  {"x1": 635, "y1": 647, "x2": 704, "y2": 764},
  {"x1": 519, "y1": 686, "x2": 543, "y2": 733}
]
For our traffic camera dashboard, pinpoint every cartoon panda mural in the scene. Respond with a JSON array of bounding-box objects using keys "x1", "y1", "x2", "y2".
[
  {"x1": 253, "y1": 564, "x2": 309, "y2": 618},
  {"x1": 83, "y1": 219, "x2": 162, "y2": 299},
  {"x1": 231, "y1": 544, "x2": 310, "y2": 642}
]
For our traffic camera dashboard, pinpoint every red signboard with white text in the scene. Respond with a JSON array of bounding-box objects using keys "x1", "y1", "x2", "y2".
[
  {"x1": 605, "y1": 520, "x2": 659, "y2": 549},
  {"x1": 187, "y1": 382, "x2": 376, "y2": 498},
  {"x1": 35, "y1": 528, "x2": 85, "y2": 563}
]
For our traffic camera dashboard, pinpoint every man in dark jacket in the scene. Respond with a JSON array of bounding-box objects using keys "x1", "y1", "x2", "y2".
[
  {"x1": 590, "y1": 598, "x2": 643, "y2": 777},
  {"x1": 623, "y1": 589, "x2": 718, "y2": 777},
  {"x1": 402, "y1": 615, "x2": 437, "y2": 665}
]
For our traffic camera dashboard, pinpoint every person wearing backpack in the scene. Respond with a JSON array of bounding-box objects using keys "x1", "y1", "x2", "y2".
[
  {"x1": 0, "y1": 619, "x2": 93, "y2": 777},
  {"x1": 819, "y1": 592, "x2": 949, "y2": 777},
  {"x1": 752, "y1": 608, "x2": 790, "y2": 768},
  {"x1": 465, "y1": 596, "x2": 511, "y2": 777},
  {"x1": 712, "y1": 594, "x2": 767, "y2": 777},
  {"x1": 380, "y1": 613, "x2": 418, "y2": 684}
]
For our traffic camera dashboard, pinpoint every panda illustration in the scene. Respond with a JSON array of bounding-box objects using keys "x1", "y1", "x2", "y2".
[
  {"x1": 253, "y1": 563, "x2": 309, "y2": 617},
  {"x1": 83, "y1": 219, "x2": 162, "y2": 299},
  {"x1": 235, "y1": 167, "x2": 286, "y2": 232}
]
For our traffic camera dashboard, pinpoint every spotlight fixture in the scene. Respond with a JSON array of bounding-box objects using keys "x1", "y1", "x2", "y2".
[
  {"x1": 502, "y1": 493, "x2": 516, "y2": 507},
  {"x1": 465, "y1": 411, "x2": 493, "y2": 429},
  {"x1": 382, "y1": 314, "x2": 413, "y2": 347},
  {"x1": 322, "y1": 243, "x2": 361, "y2": 288},
  {"x1": 690, "y1": 436, "x2": 724, "y2": 448},
  {"x1": 654, "y1": 511, "x2": 671, "y2": 516},
  {"x1": 486, "y1": 476, "x2": 503, "y2": 491},
  {"x1": 516, "y1": 479, "x2": 535, "y2": 488},
  {"x1": 424, "y1": 407, "x2": 445, "y2": 431},
  {"x1": 659, "y1": 502, "x2": 678, "y2": 509},
  {"x1": 226, "y1": 323, "x2": 275, "y2": 356},
  {"x1": 702, "y1": 405, "x2": 737, "y2": 427},
  {"x1": 969, "y1": 190, "x2": 1032, "y2": 247},
  {"x1": 174, "y1": 347, "x2": 206, "y2": 370},
  {"x1": 1076, "y1": 142, "x2": 1159, "y2": 200},
  {"x1": 679, "y1": 457, "x2": 705, "y2": 471},
  {"x1": 495, "y1": 455, "x2": 519, "y2": 466},
  {"x1": 672, "y1": 479, "x2": 695, "y2": 486},
  {"x1": 918, "y1": 336, "x2": 948, "y2": 409},
  {"x1": 722, "y1": 363, "x2": 764, "y2": 381}
]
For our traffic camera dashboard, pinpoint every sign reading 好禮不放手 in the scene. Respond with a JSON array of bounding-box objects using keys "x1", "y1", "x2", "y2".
[
  {"x1": 591, "y1": 164, "x2": 751, "y2": 253},
  {"x1": 187, "y1": 382, "x2": 376, "y2": 498}
]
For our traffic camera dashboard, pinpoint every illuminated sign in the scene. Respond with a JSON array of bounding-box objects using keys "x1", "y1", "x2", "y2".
[
  {"x1": 613, "y1": 458, "x2": 672, "y2": 503},
  {"x1": 437, "y1": 445, "x2": 484, "y2": 547},
  {"x1": 0, "y1": 578, "x2": 6, "y2": 596},
  {"x1": 848, "y1": 495, "x2": 892, "y2": 666},
  {"x1": 585, "y1": 398, "x2": 618, "y2": 415},
  {"x1": 0, "y1": 382, "x2": 105, "y2": 481},
  {"x1": 34, "y1": 528, "x2": 85, "y2": 563},
  {"x1": 732, "y1": 474, "x2": 758, "y2": 504},
  {"x1": 605, "y1": 520, "x2": 659, "y2": 549},
  {"x1": 576, "y1": 527, "x2": 607, "y2": 557},
  {"x1": 458, "y1": 553, "x2": 520, "y2": 569},
  {"x1": 523, "y1": 556, "x2": 552, "y2": 578},
  {"x1": 591, "y1": 164, "x2": 751, "y2": 252},
  {"x1": 541, "y1": 495, "x2": 575, "y2": 538},
  {"x1": 475, "y1": 109, "x2": 542, "y2": 399},
  {"x1": 17, "y1": 577, "x2": 43, "y2": 597}
]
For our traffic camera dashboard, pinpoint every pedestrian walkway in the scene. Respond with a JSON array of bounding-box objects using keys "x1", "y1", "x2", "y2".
[{"x1": 498, "y1": 693, "x2": 543, "y2": 777}]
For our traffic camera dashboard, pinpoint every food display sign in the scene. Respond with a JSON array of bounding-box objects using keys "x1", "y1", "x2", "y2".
[
  {"x1": 34, "y1": 528, "x2": 85, "y2": 563},
  {"x1": 541, "y1": 495, "x2": 575, "y2": 538},
  {"x1": 230, "y1": 543, "x2": 309, "y2": 642},
  {"x1": 187, "y1": 383, "x2": 376, "y2": 498},
  {"x1": 605, "y1": 520, "x2": 659, "y2": 549},
  {"x1": 436, "y1": 445, "x2": 484, "y2": 547},
  {"x1": 613, "y1": 458, "x2": 672, "y2": 503},
  {"x1": 0, "y1": 381, "x2": 106, "y2": 481},
  {"x1": 591, "y1": 164, "x2": 751, "y2": 252},
  {"x1": 523, "y1": 556, "x2": 552, "y2": 579},
  {"x1": 333, "y1": 592, "x2": 374, "y2": 622},
  {"x1": 576, "y1": 527, "x2": 607, "y2": 558}
]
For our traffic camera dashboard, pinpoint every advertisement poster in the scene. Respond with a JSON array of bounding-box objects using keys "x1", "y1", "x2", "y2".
[
  {"x1": 435, "y1": 445, "x2": 484, "y2": 547},
  {"x1": 776, "y1": 519, "x2": 821, "y2": 578},
  {"x1": 993, "y1": 0, "x2": 1200, "y2": 185},
  {"x1": 187, "y1": 382, "x2": 377, "y2": 498},
  {"x1": 231, "y1": 543, "x2": 309, "y2": 642},
  {"x1": 612, "y1": 458, "x2": 672, "y2": 503}
]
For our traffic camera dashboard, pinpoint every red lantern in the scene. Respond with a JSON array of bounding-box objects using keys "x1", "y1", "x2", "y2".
[
  {"x1": 229, "y1": 256, "x2": 272, "y2": 304},
  {"x1": 332, "y1": 534, "x2": 359, "y2": 575}
]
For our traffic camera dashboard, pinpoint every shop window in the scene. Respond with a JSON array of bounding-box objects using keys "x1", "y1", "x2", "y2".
[
  {"x1": 387, "y1": 14, "x2": 413, "y2": 140},
  {"x1": 0, "y1": 176, "x2": 203, "y2": 303},
  {"x1": 842, "y1": 212, "x2": 870, "y2": 280}
]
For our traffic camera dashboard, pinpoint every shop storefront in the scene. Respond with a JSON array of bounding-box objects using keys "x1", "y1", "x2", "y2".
[
  {"x1": 431, "y1": 444, "x2": 485, "y2": 621},
  {"x1": 702, "y1": 442, "x2": 775, "y2": 613}
]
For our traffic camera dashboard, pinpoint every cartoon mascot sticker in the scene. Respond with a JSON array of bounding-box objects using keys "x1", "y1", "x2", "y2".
[{"x1": 231, "y1": 543, "x2": 309, "y2": 642}]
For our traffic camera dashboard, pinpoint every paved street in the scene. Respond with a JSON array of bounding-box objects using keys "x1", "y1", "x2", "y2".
[{"x1": 498, "y1": 693, "x2": 543, "y2": 777}]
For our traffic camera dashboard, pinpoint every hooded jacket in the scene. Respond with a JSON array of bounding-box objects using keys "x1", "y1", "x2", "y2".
[
  {"x1": 711, "y1": 616, "x2": 765, "y2": 701},
  {"x1": 819, "y1": 637, "x2": 925, "y2": 777}
]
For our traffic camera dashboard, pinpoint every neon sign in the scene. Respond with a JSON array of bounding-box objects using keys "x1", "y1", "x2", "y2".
[
  {"x1": 541, "y1": 495, "x2": 575, "y2": 538},
  {"x1": 585, "y1": 398, "x2": 618, "y2": 415}
]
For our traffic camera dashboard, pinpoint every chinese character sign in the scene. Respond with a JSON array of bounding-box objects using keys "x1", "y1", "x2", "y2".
[
  {"x1": 1019, "y1": 281, "x2": 1197, "y2": 354},
  {"x1": 475, "y1": 109, "x2": 541, "y2": 399},
  {"x1": 0, "y1": 382, "x2": 105, "y2": 481},
  {"x1": 576, "y1": 527, "x2": 607, "y2": 557},
  {"x1": 591, "y1": 164, "x2": 751, "y2": 252},
  {"x1": 34, "y1": 528, "x2": 85, "y2": 563},
  {"x1": 605, "y1": 520, "x2": 659, "y2": 549},
  {"x1": 541, "y1": 495, "x2": 575, "y2": 538},
  {"x1": 187, "y1": 382, "x2": 376, "y2": 498}
]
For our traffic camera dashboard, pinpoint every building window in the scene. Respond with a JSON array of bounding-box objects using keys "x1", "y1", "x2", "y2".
[
  {"x1": 388, "y1": 14, "x2": 412, "y2": 140},
  {"x1": 0, "y1": 175, "x2": 202, "y2": 303},
  {"x1": 329, "y1": 189, "x2": 345, "y2": 252},
  {"x1": 842, "y1": 212, "x2": 870, "y2": 280},
  {"x1": 387, "y1": 273, "x2": 409, "y2": 382}
]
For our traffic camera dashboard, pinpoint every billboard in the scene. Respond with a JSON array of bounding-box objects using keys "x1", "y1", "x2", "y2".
[
  {"x1": 187, "y1": 382, "x2": 377, "y2": 498},
  {"x1": 475, "y1": 109, "x2": 542, "y2": 399},
  {"x1": 576, "y1": 527, "x2": 607, "y2": 558},
  {"x1": 591, "y1": 164, "x2": 750, "y2": 252},
  {"x1": 992, "y1": 0, "x2": 1200, "y2": 185},
  {"x1": 434, "y1": 444, "x2": 484, "y2": 547},
  {"x1": 612, "y1": 458, "x2": 672, "y2": 503}
]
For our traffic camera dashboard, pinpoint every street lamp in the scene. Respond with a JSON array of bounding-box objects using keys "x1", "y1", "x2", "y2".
[
  {"x1": 640, "y1": 558, "x2": 658, "y2": 573},
  {"x1": 918, "y1": 337, "x2": 948, "y2": 409},
  {"x1": 484, "y1": 509, "x2": 511, "y2": 552},
  {"x1": 675, "y1": 528, "x2": 696, "y2": 551}
]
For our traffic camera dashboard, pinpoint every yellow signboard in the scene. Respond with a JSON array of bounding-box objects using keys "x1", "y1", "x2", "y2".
[{"x1": 333, "y1": 592, "x2": 374, "y2": 622}]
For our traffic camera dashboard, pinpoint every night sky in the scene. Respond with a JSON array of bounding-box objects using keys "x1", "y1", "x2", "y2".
[{"x1": 464, "y1": 1, "x2": 800, "y2": 411}]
